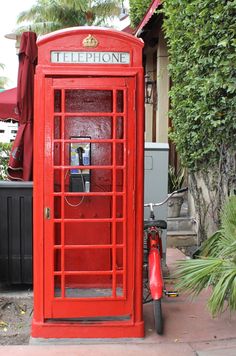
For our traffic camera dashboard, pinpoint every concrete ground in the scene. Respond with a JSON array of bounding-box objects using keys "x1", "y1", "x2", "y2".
[{"x1": 0, "y1": 248, "x2": 236, "y2": 355}]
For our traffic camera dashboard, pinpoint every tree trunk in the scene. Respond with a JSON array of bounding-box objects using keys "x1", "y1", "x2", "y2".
[{"x1": 189, "y1": 146, "x2": 236, "y2": 243}]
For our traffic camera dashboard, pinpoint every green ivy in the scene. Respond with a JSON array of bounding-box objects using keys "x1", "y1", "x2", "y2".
[
  {"x1": 163, "y1": 0, "x2": 236, "y2": 171},
  {"x1": 129, "y1": 0, "x2": 152, "y2": 28}
]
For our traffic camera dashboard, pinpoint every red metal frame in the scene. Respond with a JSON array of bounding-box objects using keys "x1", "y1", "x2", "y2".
[{"x1": 33, "y1": 27, "x2": 144, "y2": 339}]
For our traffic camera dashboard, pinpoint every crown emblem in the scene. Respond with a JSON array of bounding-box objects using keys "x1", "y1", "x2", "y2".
[{"x1": 82, "y1": 34, "x2": 99, "y2": 48}]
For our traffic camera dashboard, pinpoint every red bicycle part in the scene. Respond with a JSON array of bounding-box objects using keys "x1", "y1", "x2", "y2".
[
  {"x1": 148, "y1": 227, "x2": 163, "y2": 258},
  {"x1": 148, "y1": 247, "x2": 163, "y2": 300}
]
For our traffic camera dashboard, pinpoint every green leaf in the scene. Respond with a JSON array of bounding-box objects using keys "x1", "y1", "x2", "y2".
[{"x1": 174, "y1": 197, "x2": 236, "y2": 317}]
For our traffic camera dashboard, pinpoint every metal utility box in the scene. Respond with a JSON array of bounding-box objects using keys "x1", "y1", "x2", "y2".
[
  {"x1": 32, "y1": 27, "x2": 144, "y2": 339},
  {"x1": 144, "y1": 143, "x2": 169, "y2": 262}
]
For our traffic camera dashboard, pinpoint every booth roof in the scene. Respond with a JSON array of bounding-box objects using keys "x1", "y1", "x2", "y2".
[{"x1": 37, "y1": 26, "x2": 144, "y2": 47}]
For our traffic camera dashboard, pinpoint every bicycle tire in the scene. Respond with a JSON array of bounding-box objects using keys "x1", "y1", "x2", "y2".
[{"x1": 153, "y1": 298, "x2": 163, "y2": 335}]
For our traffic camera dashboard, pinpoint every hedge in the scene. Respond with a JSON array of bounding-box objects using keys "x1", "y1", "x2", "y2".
[
  {"x1": 162, "y1": 0, "x2": 236, "y2": 171},
  {"x1": 129, "y1": 0, "x2": 152, "y2": 28}
]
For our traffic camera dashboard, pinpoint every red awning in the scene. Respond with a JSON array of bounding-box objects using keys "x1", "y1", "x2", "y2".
[
  {"x1": 0, "y1": 87, "x2": 19, "y2": 120},
  {"x1": 134, "y1": 0, "x2": 162, "y2": 36}
]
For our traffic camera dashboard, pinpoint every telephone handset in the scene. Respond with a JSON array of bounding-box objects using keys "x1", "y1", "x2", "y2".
[
  {"x1": 69, "y1": 136, "x2": 91, "y2": 192},
  {"x1": 77, "y1": 146, "x2": 85, "y2": 166}
]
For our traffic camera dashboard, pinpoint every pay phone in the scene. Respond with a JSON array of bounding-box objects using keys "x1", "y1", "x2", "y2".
[{"x1": 69, "y1": 136, "x2": 91, "y2": 192}]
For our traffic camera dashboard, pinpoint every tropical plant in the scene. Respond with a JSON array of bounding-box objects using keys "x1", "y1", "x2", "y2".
[
  {"x1": 0, "y1": 142, "x2": 12, "y2": 180},
  {"x1": 174, "y1": 196, "x2": 236, "y2": 317},
  {"x1": 16, "y1": 0, "x2": 121, "y2": 34}
]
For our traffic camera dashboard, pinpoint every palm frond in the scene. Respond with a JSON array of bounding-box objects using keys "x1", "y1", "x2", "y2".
[
  {"x1": 58, "y1": 0, "x2": 87, "y2": 12},
  {"x1": 174, "y1": 258, "x2": 224, "y2": 296},
  {"x1": 174, "y1": 195, "x2": 236, "y2": 317},
  {"x1": 92, "y1": 0, "x2": 120, "y2": 18},
  {"x1": 199, "y1": 231, "x2": 222, "y2": 257},
  {"x1": 208, "y1": 264, "x2": 236, "y2": 316},
  {"x1": 16, "y1": 0, "x2": 121, "y2": 34}
]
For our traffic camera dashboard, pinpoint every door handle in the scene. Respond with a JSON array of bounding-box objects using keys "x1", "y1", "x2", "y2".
[{"x1": 44, "y1": 207, "x2": 51, "y2": 220}]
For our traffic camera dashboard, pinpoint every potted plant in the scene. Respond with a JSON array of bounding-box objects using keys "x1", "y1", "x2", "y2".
[{"x1": 168, "y1": 165, "x2": 186, "y2": 218}]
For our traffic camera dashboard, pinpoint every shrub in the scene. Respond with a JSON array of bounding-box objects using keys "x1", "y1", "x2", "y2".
[{"x1": 0, "y1": 142, "x2": 12, "y2": 180}]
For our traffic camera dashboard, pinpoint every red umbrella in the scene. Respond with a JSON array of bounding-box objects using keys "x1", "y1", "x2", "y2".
[
  {"x1": 8, "y1": 32, "x2": 37, "y2": 181},
  {"x1": 0, "y1": 87, "x2": 19, "y2": 120}
]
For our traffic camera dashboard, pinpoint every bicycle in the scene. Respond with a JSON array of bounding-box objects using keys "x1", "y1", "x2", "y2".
[{"x1": 143, "y1": 187, "x2": 188, "y2": 334}]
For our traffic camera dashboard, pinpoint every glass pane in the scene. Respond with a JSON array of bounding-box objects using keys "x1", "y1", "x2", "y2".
[
  {"x1": 92, "y1": 169, "x2": 112, "y2": 192},
  {"x1": 116, "y1": 222, "x2": 123, "y2": 244},
  {"x1": 54, "y1": 143, "x2": 61, "y2": 166},
  {"x1": 65, "y1": 249, "x2": 112, "y2": 272},
  {"x1": 54, "y1": 276, "x2": 61, "y2": 297},
  {"x1": 54, "y1": 249, "x2": 61, "y2": 271},
  {"x1": 116, "y1": 143, "x2": 124, "y2": 165},
  {"x1": 65, "y1": 90, "x2": 113, "y2": 113},
  {"x1": 116, "y1": 116, "x2": 124, "y2": 139},
  {"x1": 116, "y1": 196, "x2": 123, "y2": 218},
  {"x1": 116, "y1": 275, "x2": 124, "y2": 296},
  {"x1": 64, "y1": 275, "x2": 113, "y2": 298},
  {"x1": 116, "y1": 90, "x2": 124, "y2": 113},
  {"x1": 64, "y1": 142, "x2": 112, "y2": 167},
  {"x1": 54, "y1": 116, "x2": 61, "y2": 139},
  {"x1": 92, "y1": 143, "x2": 112, "y2": 165},
  {"x1": 54, "y1": 223, "x2": 61, "y2": 245},
  {"x1": 116, "y1": 169, "x2": 124, "y2": 192},
  {"x1": 64, "y1": 168, "x2": 112, "y2": 193},
  {"x1": 116, "y1": 248, "x2": 123, "y2": 271},
  {"x1": 64, "y1": 196, "x2": 112, "y2": 219},
  {"x1": 54, "y1": 197, "x2": 61, "y2": 218},
  {"x1": 64, "y1": 117, "x2": 112, "y2": 140},
  {"x1": 64, "y1": 222, "x2": 112, "y2": 245},
  {"x1": 54, "y1": 169, "x2": 61, "y2": 192},
  {"x1": 54, "y1": 90, "x2": 61, "y2": 112}
]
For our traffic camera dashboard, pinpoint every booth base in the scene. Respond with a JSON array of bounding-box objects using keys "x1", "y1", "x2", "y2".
[
  {"x1": 31, "y1": 319, "x2": 145, "y2": 339},
  {"x1": 29, "y1": 336, "x2": 145, "y2": 345}
]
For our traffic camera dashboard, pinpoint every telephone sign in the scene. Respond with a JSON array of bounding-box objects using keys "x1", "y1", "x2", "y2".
[{"x1": 51, "y1": 51, "x2": 130, "y2": 64}]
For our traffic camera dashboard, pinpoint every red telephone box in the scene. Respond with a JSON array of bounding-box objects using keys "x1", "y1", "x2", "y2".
[{"x1": 32, "y1": 27, "x2": 144, "y2": 339}]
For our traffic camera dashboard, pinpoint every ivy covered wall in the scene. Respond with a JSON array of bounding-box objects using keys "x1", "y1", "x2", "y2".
[
  {"x1": 129, "y1": 0, "x2": 152, "y2": 28},
  {"x1": 162, "y1": 0, "x2": 236, "y2": 239},
  {"x1": 130, "y1": 0, "x2": 236, "y2": 238},
  {"x1": 163, "y1": 0, "x2": 236, "y2": 171}
]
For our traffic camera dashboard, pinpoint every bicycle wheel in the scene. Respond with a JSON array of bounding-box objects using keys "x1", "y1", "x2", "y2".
[{"x1": 153, "y1": 298, "x2": 163, "y2": 334}]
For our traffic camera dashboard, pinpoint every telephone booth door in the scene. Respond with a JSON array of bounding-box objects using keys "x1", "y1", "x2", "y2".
[{"x1": 44, "y1": 76, "x2": 136, "y2": 320}]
